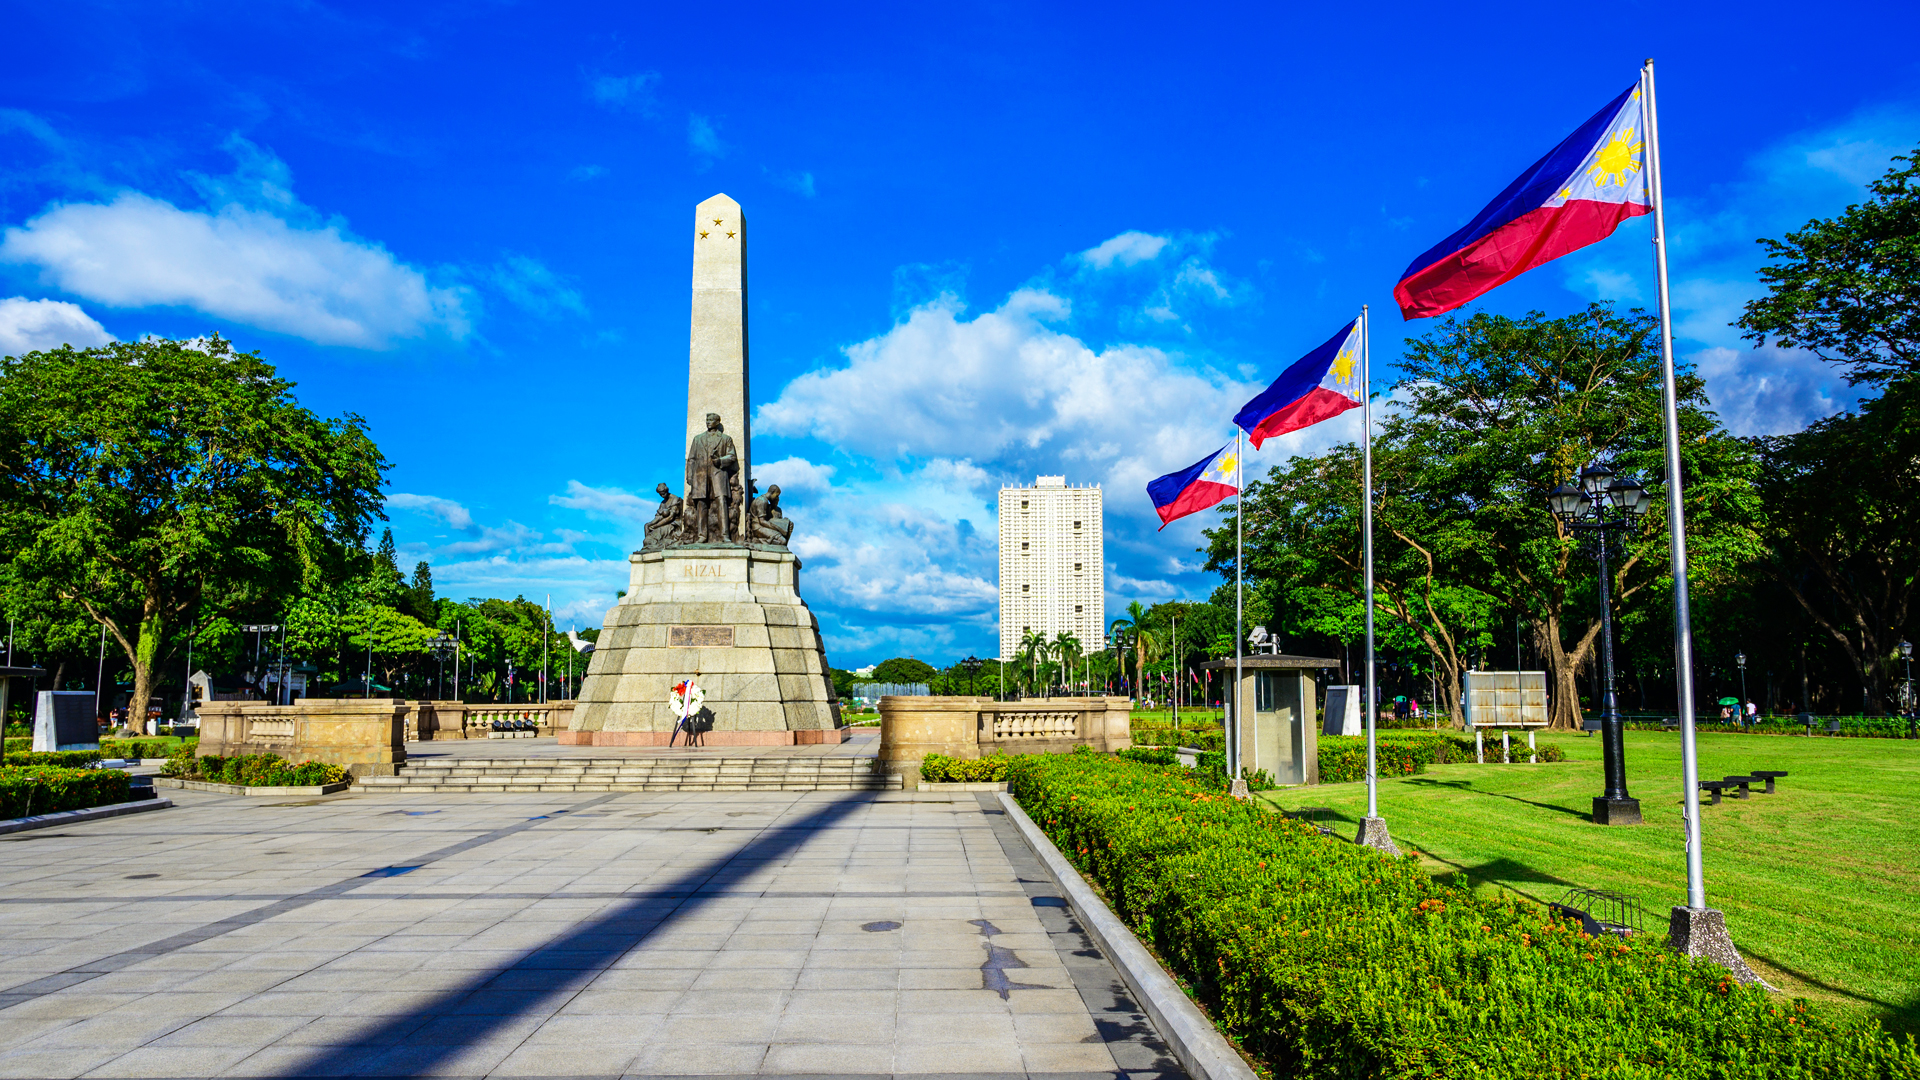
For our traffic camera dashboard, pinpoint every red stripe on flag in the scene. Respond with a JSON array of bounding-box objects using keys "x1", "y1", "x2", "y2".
[
  {"x1": 1395, "y1": 199, "x2": 1651, "y2": 319},
  {"x1": 1248, "y1": 387, "x2": 1363, "y2": 449}
]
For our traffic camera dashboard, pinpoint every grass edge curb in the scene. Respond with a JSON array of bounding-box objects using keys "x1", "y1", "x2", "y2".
[
  {"x1": 153, "y1": 777, "x2": 351, "y2": 796},
  {"x1": 996, "y1": 790, "x2": 1259, "y2": 1080},
  {"x1": 0, "y1": 797, "x2": 174, "y2": 834}
]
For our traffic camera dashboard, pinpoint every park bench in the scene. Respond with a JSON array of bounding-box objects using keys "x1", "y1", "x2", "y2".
[
  {"x1": 1721, "y1": 775, "x2": 1756, "y2": 799},
  {"x1": 1749, "y1": 770, "x2": 1787, "y2": 794},
  {"x1": 1698, "y1": 780, "x2": 1728, "y2": 805}
]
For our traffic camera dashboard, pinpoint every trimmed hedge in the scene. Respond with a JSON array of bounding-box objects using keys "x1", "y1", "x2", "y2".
[
  {"x1": 1132, "y1": 726, "x2": 1227, "y2": 752},
  {"x1": 920, "y1": 753, "x2": 1010, "y2": 783},
  {"x1": 1624, "y1": 717, "x2": 1915, "y2": 739},
  {"x1": 0, "y1": 766, "x2": 133, "y2": 819},
  {"x1": 1008, "y1": 751, "x2": 1919, "y2": 1079},
  {"x1": 4, "y1": 750, "x2": 103, "y2": 767},
  {"x1": 100, "y1": 738, "x2": 195, "y2": 760},
  {"x1": 1319, "y1": 732, "x2": 1564, "y2": 783},
  {"x1": 160, "y1": 752, "x2": 349, "y2": 787}
]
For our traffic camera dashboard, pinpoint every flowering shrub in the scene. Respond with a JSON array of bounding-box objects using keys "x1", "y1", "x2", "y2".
[
  {"x1": 162, "y1": 752, "x2": 349, "y2": 787},
  {"x1": 1008, "y1": 751, "x2": 1919, "y2": 1079},
  {"x1": 3, "y1": 750, "x2": 104, "y2": 767},
  {"x1": 0, "y1": 766, "x2": 132, "y2": 818}
]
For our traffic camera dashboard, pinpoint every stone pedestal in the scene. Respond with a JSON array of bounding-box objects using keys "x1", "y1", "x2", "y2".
[
  {"x1": 566, "y1": 546, "x2": 843, "y2": 746},
  {"x1": 1592, "y1": 796, "x2": 1643, "y2": 825},
  {"x1": 1668, "y1": 906, "x2": 1772, "y2": 987},
  {"x1": 1355, "y1": 815, "x2": 1401, "y2": 856},
  {"x1": 195, "y1": 700, "x2": 406, "y2": 777},
  {"x1": 877, "y1": 696, "x2": 1131, "y2": 789}
]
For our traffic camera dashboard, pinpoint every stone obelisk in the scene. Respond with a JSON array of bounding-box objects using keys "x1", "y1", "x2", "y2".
[{"x1": 564, "y1": 195, "x2": 843, "y2": 746}]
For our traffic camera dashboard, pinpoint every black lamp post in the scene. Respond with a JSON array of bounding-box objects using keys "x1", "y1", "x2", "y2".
[
  {"x1": 1900, "y1": 640, "x2": 1914, "y2": 738},
  {"x1": 1548, "y1": 462, "x2": 1650, "y2": 826},
  {"x1": 1735, "y1": 651, "x2": 1748, "y2": 726},
  {"x1": 963, "y1": 655, "x2": 982, "y2": 697}
]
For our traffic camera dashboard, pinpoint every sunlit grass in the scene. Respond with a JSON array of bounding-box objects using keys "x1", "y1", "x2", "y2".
[{"x1": 1258, "y1": 730, "x2": 1920, "y2": 1035}]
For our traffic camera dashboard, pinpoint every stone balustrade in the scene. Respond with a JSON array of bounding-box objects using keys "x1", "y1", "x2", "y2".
[
  {"x1": 410, "y1": 701, "x2": 576, "y2": 741},
  {"x1": 878, "y1": 696, "x2": 1131, "y2": 790},
  {"x1": 196, "y1": 699, "x2": 407, "y2": 777}
]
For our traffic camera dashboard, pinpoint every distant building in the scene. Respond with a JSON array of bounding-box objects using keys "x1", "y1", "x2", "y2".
[{"x1": 999, "y1": 476, "x2": 1104, "y2": 662}]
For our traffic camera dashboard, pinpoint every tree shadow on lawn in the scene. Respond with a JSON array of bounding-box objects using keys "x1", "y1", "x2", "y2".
[
  {"x1": 1740, "y1": 946, "x2": 1920, "y2": 1038},
  {"x1": 1401, "y1": 776, "x2": 1592, "y2": 822},
  {"x1": 1418, "y1": 852, "x2": 1585, "y2": 904}
]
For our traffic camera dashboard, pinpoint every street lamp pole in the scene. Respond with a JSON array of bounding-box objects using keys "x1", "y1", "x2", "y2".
[
  {"x1": 1548, "y1": 463, "x2": 1647, "y2": 826},
  {"x1": 1900, "y1": 640, "x2": 1914, "y2": 738},
  {"x1": 1736, "y1": 651, "x2": 1748, "y2": 727}
]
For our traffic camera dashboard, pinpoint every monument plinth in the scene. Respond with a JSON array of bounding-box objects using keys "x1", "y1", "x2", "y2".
[{"x1": 565, "y1": 194, "x2": 844, "y2": 746}]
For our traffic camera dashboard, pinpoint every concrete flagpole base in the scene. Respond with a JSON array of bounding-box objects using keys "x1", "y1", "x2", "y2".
[
  {"x1": 1228, "y1": 777, "x2": 1249, "y2": 800},
  {"x1": 1355, "y1": 815, "x2": 1400, "y2": 856},
  {"x1": 1591, "y1": 796, "x2": 1643, "y2": 825},
  {"x1": 1669, "y1": 906, "x2": 1774, "y2": 988}
]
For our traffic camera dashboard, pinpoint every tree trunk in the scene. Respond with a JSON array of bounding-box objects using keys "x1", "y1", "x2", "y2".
[
  {"x1": 125, "y1": 609, "x2": 165, "y2": 736},
  {"x1": 1538, "y1": 614, "x2": 1598, "y2": 731}
]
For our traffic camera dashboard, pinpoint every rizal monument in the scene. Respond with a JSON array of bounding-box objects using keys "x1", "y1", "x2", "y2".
[{"x1": 563, "y1": 194, "x2": 845, "y2": 746}]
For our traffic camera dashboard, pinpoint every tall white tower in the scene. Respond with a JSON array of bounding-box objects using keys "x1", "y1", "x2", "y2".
[{"x1": 999, "y1": 476, "x2": 1104, "y2": 663}]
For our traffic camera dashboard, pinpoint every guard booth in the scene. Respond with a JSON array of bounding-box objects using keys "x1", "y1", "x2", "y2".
[{"x1": 1202, "y1": 654, "x2": 1339, "y2": 785}]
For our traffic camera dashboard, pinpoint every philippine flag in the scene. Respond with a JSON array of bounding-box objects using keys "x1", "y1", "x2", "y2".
[
  {"x1": 1395, "y1": 84, "x2": 1649, "y2": 319},
  {"x1": 1147, "y1": 443, "x2": 1239, "y2": 529},
  {"x1": 1232, "y1": 319, "x2": 1364, "y2": 449}
]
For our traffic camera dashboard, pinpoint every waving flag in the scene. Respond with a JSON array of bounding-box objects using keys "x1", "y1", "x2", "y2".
[
  {"x1": 1396, "y1": 85, "x2": 1649, "y2": 319},
  {"x1": 1147, "y1": 443, "x2": 1239, "y2": 529},
  {"x1": 1233, "y1": 319, "x2": 1364, "y2": 449}
]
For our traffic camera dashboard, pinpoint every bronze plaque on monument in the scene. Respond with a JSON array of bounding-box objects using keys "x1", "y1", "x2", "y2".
[{"x1": 669, "y1": 626, "x2": 735, "y2": 648}]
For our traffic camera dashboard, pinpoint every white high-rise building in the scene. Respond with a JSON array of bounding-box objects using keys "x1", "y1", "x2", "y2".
[{"x1": 999, "y1": 476, "x2": 1104, "y2": 662}]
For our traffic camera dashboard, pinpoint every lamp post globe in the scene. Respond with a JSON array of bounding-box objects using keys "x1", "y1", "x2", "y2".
[
  {"x1": 1548, "y1": 463, "x2": 1642, "y2": 825},
  {"x1": 1735, "y1": 651, "x2": 1749, "y2": 726}
]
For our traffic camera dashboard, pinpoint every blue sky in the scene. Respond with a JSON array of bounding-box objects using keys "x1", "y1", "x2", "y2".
[{"x1": 2, "y1": 1, "x2": 1915, "y2": 668}]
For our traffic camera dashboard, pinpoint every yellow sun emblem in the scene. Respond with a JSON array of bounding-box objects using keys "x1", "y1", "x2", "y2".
[
  {"x1": 1586, "y1": 126, "x2": 1645, "y2": 189},
  {"x1": 1330, "y1": 346, "x2": 1360, "y2": 398},
  {"x1": 1215, "y1": 452, "x2": 1237, "y2": 475}
]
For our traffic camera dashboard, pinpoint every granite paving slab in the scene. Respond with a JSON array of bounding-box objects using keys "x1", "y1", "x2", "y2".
[{"x1": 0, "y1": 785, "x2": 1184, "y2": 1079}]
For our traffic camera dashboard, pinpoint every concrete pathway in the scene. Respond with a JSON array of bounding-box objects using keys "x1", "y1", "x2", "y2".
[
  {"x1": 405, "y1": 729, "x2": 880, "y2": 761},
  {"x1": 0, "y1": 785, "x2": 1181, "y2": 1079}
]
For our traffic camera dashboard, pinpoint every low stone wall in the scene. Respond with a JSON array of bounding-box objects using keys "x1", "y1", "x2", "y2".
[
  {"x1": 878, "y1": 696, "x2": 1131, "y2": 790},
  {"x1": 195, "y1": 700, "x2": 407, "y2": 778},
  {"x1": 411, "y1": 701, "x2": 576, "y2": 741}
]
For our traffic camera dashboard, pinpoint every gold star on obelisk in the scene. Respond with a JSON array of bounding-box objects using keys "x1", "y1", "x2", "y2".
[
  {"x1": 712, "y1": 218, "x2": 723, "y2": 226},
  {"x1": 726, "y1": 231, "x2": 735, "y2": 238},
  {"x1": 698, "y1": 230, "x2": 709, "y2": 239}
]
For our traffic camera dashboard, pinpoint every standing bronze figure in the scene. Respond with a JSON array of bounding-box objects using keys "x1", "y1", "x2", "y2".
[{"x1": 683, "y1": 413, "x2": 738, "y2": 545}]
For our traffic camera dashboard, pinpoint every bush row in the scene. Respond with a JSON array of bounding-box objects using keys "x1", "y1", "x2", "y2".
[
  {"x1": 4, "y1": 750, "x2": 103, "y2": 767},
  {"x1": 101, "y1": 738, "x2": 196, "y2": 759},
  {"x1": 161, "y1": 752, "x2": 349, "y2": 787},
  {"x1": 0, "y1": 766, "x2": 134, "y2": 819},
  {"x1": 919, "y1": 753, "x2": 1010, "y2": 783},
  {"x1": 1623, "y1": 717, "x2": 1914, "y2": 739},
  {"x1": 1132, "y1": 727, "x2": 1227, "y2": 753},
  {"x1": 1008, "y1": 751, "x2": 1919, "y2": 1079}
]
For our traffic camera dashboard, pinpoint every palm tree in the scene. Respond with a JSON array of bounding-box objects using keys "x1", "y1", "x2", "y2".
[
  {"x1": 1115, "y1": 601, "x2": 1161, "y2": 704},
  {"x1": 1018, "y1": 629, "x2": 1050, "y2": 696},
  {"x1": 1052, "y1": 632, "x2": 1082, "y2": 694}
]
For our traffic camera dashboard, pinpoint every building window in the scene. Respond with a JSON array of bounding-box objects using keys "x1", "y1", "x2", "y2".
[
  {"x1": 1074, "y1": 521, "x2": 1081, "y2": 529},
  {"x1": 1255, "y1": 671, "x2": 1281, "y2": 712},
  {"x1": 1021, "y1": 585, "x2": 1029, "y2": 592},
  {"x1": 1073, "y1": 563, "x2": 1081, "y2": 571},
  {"x1": 1021, "y1": 500, "x2": 1029, "y2": 509},
  {"x1": 1074, "y1": 605, "x2": 1082, "y2": 612},
  {"x1": 1021, "y1": 542, "x2": 1029, "y2": 550}
]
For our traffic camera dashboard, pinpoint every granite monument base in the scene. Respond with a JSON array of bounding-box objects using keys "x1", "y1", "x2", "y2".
[{"x1": 566, "y1": 546, "x2": 843, "y2": 745}]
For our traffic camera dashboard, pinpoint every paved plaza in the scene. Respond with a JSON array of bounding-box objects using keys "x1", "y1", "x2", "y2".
[{"x1": 0, "y1": 783, "x2": 1182, "y2": 1079}]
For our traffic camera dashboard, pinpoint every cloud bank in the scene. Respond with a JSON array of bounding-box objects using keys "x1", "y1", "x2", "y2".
[{"x1": 0, "y1": 296, "x2": 112, "y2": 355}]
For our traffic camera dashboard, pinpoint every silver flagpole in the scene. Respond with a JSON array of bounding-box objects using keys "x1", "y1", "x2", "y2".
[
  {"x1": 1357, "y1": 305, "x2": 1396, "y2": 853},
  {"x1": 1645, "y1": 59, "x2": 1759, "y2": 981},
  {"x1": 1362, "y1": 306, "x2": 1379, "y2": 820},
  {"x1": 1232, "y1": 429, "x2": 1245, "y2": 791},
  {"x1": 1643, "y1": 59, "x2": 1706, "y2": 911}
]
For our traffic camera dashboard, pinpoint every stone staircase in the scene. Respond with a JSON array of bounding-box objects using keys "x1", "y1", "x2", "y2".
[{"x1": 356, "y1": 755, "x2": 901, "y2": 794}]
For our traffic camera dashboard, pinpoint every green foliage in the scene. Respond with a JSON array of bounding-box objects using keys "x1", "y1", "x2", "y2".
[
  {"x1": 3, "y1": 736, "x2": 26, "y2": 753},
  {"x1": 871, "y1": 657, "x2": 937, "y2": 685},
  {"x1": 3, "y1": 750, "x2": 102, "y2": 767},
  {"x1": 1007, "y1": 751, "x2": 1920, "y2": 1079},
  {"x1": 1738, "y1": 145, "x2": 1920, "y2": 387},
  {"x1": 919, "y1": 753, "x2": 1010, "y2": 783},
  {"x1": 1116, "y1": 746, "x2": 1177, "y2": 766},
  {"x1": 164, "y1": 752, "x2": 349, "y2": 787},
  {"x1": 1131, "y1": 726, "x2": 1226, "y2": 752},
  {"x1": 0, "y1": 336, "x2": 389, "y2": 732},
  {"x1": 0, "y1": 765, "x2": 132, "y2": 818}
]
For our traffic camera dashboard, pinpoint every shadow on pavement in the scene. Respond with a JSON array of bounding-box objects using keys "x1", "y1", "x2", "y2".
[{"x1": 282, "y1": 791, "x2": 879, "y2": 1078}]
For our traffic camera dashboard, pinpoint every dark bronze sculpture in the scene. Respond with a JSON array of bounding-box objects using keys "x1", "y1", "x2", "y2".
[
  {"x1": 747, "y1": 484, "x2": 793, "y2": 548},
  {"x1": 642, "y1": 483, "x2": 682, "y2": 551},
  {"x1": 683, "y1": 413, "x2": 738, "y2": 545}
]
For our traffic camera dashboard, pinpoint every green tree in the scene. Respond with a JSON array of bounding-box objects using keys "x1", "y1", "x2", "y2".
[
  {"x1": 1017, "y1": 628, "x2": 1050, "y2": 694},
  {"x1": 0, "y1": 337, "x2": 387, "y2": 733},
  {"x1": 1737, "y1": 145, "x2": 1920, "y2": 387},
  {"x1": 1052, "y1": 632, "x2": 1082, "y2": 692},
  {"x1": 871, "y1": 657, "x2": 937, "y2": 685}
]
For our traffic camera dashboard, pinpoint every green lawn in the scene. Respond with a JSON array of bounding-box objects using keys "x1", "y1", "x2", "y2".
[{"x1": 1259, "y1": 730, "x2": 1920, "y2": 1035}]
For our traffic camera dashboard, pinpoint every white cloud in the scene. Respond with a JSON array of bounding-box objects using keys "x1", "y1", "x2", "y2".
[
  {"x1": 489, "y1": 254, "x2": 586, "y2": 318},
  {"x1": 1694, "y1": 344, "x2": 1862, "y2": 437},
  {"x1": 0, "y1": 296, "x2": 112, "y2": 355},
  {"x1": 1080, "y1": 231, "x2": 1170, "y2": 269},
  {"x1": 754, "y1": 456, "x2": 836, "y2": 497},
  {"x1": 0, "y1": 190, "x2": 470, "y2": 349},
  {"x1": 590, "y1": 72, "x2": 660, "y2": 112},
  {"x1": 764, "y1": 168, "x2": 816, "y2": 197},
  {"x1": 688, "y1": 114, "x2": 726, "y2": 160},
  {"x1": 758, "y1": 289, "x2": 1254, "y2": 488},
  {"x1": 386, "y1": 492, "x2": 474, "y2": 531},
  {"x1": 550, "y1": 480, "x2": 654, "y2": 523}
]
